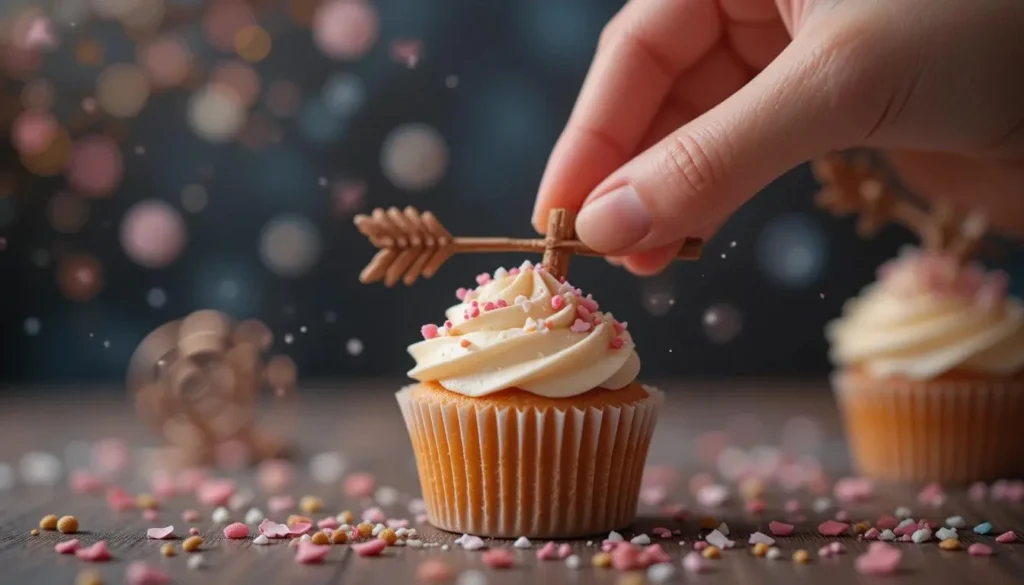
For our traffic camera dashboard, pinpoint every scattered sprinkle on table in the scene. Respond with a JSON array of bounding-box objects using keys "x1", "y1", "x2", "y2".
[
  {"x1": 996, "y1": 531, "x2": 1017, "y2": 543},
  {"x1": 182, "y1": 535, "x2": 203, "y2": 552},
  {"x1": 752, "y1": 542, "x2": 770, "y2": 557},
  {"x1": 146, "y1": 526, "x2": 174, "y2": 540},
  {"x1": 701, "y1": 546, "x2": 721, "y2": 559},
  {"x1": 946, "y1": 516, "x2": 966, "y2": 528},
  {"x1": 766, "y1": 547, "x2": 782, "y2": 560},
  {"x1": 159, "y1": 543, "x2": 176, "y2": 557},
  {"x1": 591, "y1": 552, "x2": 612, "y2": 568},
  {"x1": 940, "y1": 538, "x2": 962, "y2": 551},
  {"x1": 57, "y1": 515, "x2": 79, "y2": 534},
  {"x1": 974, "y1": 522, "x2": 993, "y2": 535},
  {"x1": 55, "y1": 539, "x2": 81, "y2": 554},
  {"x1": 126, "y1": 561, "x2": 172, "y2": 585},
  {"x1": 565, "y1": 555, "x2": 581, "y2": 569},
  {"x1": 793, "y1": 549, "x2": 811, "y2": 564},
  {"x1": 30, "y1": 529, "x2": 39, "y2": 536},
  {"x1": 417, "y1": 559, "x2": 455, "y2": 583},
  {"x1": 482, "y1": 549, "x2": 515, "y2": 569},
  {"x1": 817, "y1": 520, "x2": 849, "y2": 536},
  {"x1": 968, "y1": 543, "x2": 994, "y2": 556},
  {"x1": 75, "y1": 570, "x2": 104, "y2": 585},
  {"x1": 187, "y1": 554, "x2": 206, "y2": 570},
  {"x1": 39, "y1": 514, "x2": 58, "y2": 530},
  {"x1": 514, "y1": 536, "x2": 532, "y2": 548},
  {"x1": 212, "y1": 507, "x2": 230, "y2": 523}
]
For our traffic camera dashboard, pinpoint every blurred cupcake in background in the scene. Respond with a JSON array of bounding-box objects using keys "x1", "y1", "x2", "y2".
[{"x1": 827, "y1": 248, "x2": 1024, "y2": 482}]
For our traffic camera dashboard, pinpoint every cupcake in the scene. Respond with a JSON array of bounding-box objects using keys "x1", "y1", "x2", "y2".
[
  {"x1": 396, "y1": 260, "x2": 662, "y2": 538},
  {"x1": 827, "y1": 248, "x2": 1024, "y2": 482}
]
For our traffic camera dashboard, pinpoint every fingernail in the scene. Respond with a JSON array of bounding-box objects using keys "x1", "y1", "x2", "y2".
[{"x1": 576, "y1": 184, "x2": 651, "y2": 252}]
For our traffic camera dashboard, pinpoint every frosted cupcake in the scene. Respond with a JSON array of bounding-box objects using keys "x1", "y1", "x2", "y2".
[
  {"x1": 396, "y1": 260, "x2": 662, "y2": 538},
  {"x1": 827, "y1": 248, "x2": 1024, "y2": 482}
]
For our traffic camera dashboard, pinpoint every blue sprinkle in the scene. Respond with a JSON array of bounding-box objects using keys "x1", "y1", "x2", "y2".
[{"x1": 974, "y1": 522, "x2": 993, "y2": 535}]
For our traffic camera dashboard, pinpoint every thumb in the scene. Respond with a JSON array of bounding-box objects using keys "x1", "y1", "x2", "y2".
[{"x1": 574, "y1": 20, "x2": 891, "y2": 253}]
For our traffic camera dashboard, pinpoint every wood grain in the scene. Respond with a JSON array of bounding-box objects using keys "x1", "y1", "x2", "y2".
[{"x1": 1, "y1": 380, "x2": 1022, "y2": 585}]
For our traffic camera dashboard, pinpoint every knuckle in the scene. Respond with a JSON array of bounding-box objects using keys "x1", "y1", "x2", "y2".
[{"x1": 660, "y1": 130, "x2": 723, "y2": 200}]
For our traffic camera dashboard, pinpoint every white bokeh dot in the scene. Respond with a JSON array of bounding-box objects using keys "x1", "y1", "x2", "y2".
[
  {"x1": 380, "y1": 123, "x2": 449, "y2": 191},
  {"x1": 23, "y1": 317, "x2": 41, "y2": 336},
  {"x1": 346, "y1": 338, "x2": 364, "y2": 356},
  {"x1": 259, "y1": 215, "x2": 322, "y2": 277},
  {"x1": 703, "y1": 304, "x2": 744, "y2": 344},
  {"x1": 756, "y1": 214, "x2": 828, "y2": 290},
  {"x1": 188, "y1": 85, "x2": 247, "y2": 143},
  {"x1": 146, "y1": 287, "x2": 167, "y2": 308}
]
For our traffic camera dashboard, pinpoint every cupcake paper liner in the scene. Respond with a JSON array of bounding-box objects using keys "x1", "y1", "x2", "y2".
[
  {"x1": 834, "y1": 372, "x2": 1024, "y2": 483},
  {"x1": 396, "y1": 385, "x2": 663, "y2": 538}
]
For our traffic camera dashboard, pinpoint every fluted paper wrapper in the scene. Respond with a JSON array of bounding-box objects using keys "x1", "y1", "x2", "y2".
[
  {"x1": 396, "y1": 385, "x2": 663, "y2": 538},
  {"x1": 833, "y1": 371, "x2": 1024, "y2": 483}
]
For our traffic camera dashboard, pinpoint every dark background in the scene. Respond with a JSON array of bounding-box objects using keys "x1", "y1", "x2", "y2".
[{"x1": 1, "y1": 0, "x2": 1021, "y2": 387}]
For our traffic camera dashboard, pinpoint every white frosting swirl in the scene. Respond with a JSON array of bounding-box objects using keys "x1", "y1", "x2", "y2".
[
  {"x1": 827, "y1": 249, "x2": 1024, "y2": 379},
  {"x1": 407, "y1": 262, "x2": 640, "y2": 398}
]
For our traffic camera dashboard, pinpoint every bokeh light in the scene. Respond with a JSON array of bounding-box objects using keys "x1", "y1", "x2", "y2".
[
  {"x1": 120, "y1": 200, "x2": 187, "y2": 268},
  {"x1": 756, "y1": 214, "x2": 828, "y2": 290},
  {"x1": 313, "y1": 0, "x2": 379, "y2": 61},
  {"x1": 66, "y1": 134, "x2": 124, "y2": 197},
  {"x1": 56, "y1": 252, "x2": 105, "y2": 301},
  {"x1": 703, "y1": 304, "x2": 744, "y2": 344},
  {"x1": 389, "y1": 39, "x2": 422, "y2": 68},
  {"x1": 265, "y1": 81, "x2": 301, "y2": 118},
  {"x1": 53, "y1": 0, "x2": 90, "y2": 25},
  {"x1": 321, "y1": 73, "x2": 366, "y2": 117},
  {"x1": 74, "y1": 38, "x2": 104, "y2": 66},
  {"x1": 30, "y1": 249, "x2": 50, "y2": 267},
  {"x1": 180, "y1": 184, "x2": 208, "y2": 213},
  {"x1": 331, "y1": 179, "x2": 366, "y2": 218},
  {"x1": 118, "y1": 0, "x2": 166, "y2": 29},
  {"x1": 210, "y1": 61, "x2": 261, "y2": 107},
  {"x1": 146, "y1": 287, "x2": 167, "y2": 308},
  {"x1": 21, "y1": 78, "x2": 56, "y2": 111},
  {"x1": 10, "y1": 9, "x2": 58, "y2": 52},
  {"x1": 12, "y1": 111, "x2": 58, "y2": 156},
  {"x1": 237, "y1": 112, "x2": 283, "y2": 150},
  {"x1": 48, "y1": 192, "x2": 91, "y2": 234},
  {"x1": 202, "y1": 0, "x2": 257, "y2": 53},
  {"x1": 298, "y1": 99, "x2": 345, "y2": 144},
  {"x1": 96, "y1": 63, "x2": 151, "y2": 119},
  {"x1": 20, "y1": 126, "x2": 72, "y2": 176},
  {"x1": 346, "y1": 338, "x2": 364, "y2": 356},
  {"x1": 380, "y1": 123, "x2": 448, "y2": 191},
  {"x1": 234, "y1": 25, "x2": 272, "y2": 63},
  {"x1": 138, "y1": 36, "x2": 193, "y2": 88},
  {"x1": 24, "y1": 317, "x2": 41, "y2": 336},
  {"x1": 641, "y1": 275, "x2": 676, "y2": 317},
  {"x1": 259, "y1": 214, "x2": 322, "y2": 278},
  {"x1": 188, "y1": 85, "x2": 247, "y2": 143}
]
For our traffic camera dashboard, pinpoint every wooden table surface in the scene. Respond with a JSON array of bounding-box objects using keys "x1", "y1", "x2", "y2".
[{"x1": 1, "y1": 379, "x2": 1022, "y2": 585}]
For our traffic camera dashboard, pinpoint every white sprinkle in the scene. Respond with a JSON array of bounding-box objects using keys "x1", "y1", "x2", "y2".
[
  {"x1": 829, "y1": 542, "x2": 846, "y2": 554},
  {"x1": 407, "y1": 539, "x2": 423, "y2": 548},
  {"x1": 879, "y1": 529, "x2": 896, "y2": 541},
  {"x1": 309, "y1": 452, "x2": 347, "y2": 484},
  {"x1": 682, "y1": 552, "x2": 709, "y2": 573},
  {"x1": 605, "y1": 531, "x2": 624, "y2": 543},
  {"x1": 749, "y1": 532, "x2": 775, "y2": 546},
  {"x1": 911, "y1": 528, "x2": 932, "y2": 543},
  {"x1": 706, "y1": 529, "x2": 734, "y2": 549},
  {"x1": 812, "y1": 497, "x2": 833, "y2": 513},
  {"x1": 396, "y1": 528, "x2": 408, "y2": 538},
  {"x1": 696, "y1": 484, "x2": 729, "y2": 507},
  {"x1": 441, "y1": 544, "x2": 450, "y2": 551},
  {"x1": 211, "y1": 507, "x2": 230, "y2": 523},
  {"x1": 253, "y1": 534, "x2": 270, "y2": 545},
  {"x1": 371, "y1": 523, "x2": 385, "y2": 536},
  {"x1": 945, "y1": 516, "x2": 966, "y2": 529},
  {"x1": 895, "y1": 506, "x2": 913, "y2": 519},
  {"x1": 513, "y1": 536, "x2": 532, "y2": 549},
  {"x1": 514, "y1": 295, "x2": 528, "y2": 305},
  {"x1": 460, "y1": 535, "x2": 486, "y2": 551},
  {"x1": 494, "y1": 267, "x2": 508, "y2": 279},
  {"x1": 585, "y1": 541, "x2": 594, "y2": 546},
  {"x1": 520, "y1": 260, "x2": 533, "y2": 270},
  {"x1": 392, "y1": 540, "x2": 405, "y2": 547},
  {"x1": 300, "y1": 534, "x2": 312, "y2": 542},
  {"x1": 766, "y1": 547, "x2": 783, "y2": 560},
  {"x1": 229, "y1": 489, "x2": 255, "y2": 511},
  {"x1": 375, "y1": 486, "x2": 399, "y2": 506},
  {"x1": 408, "y1": 499, "x2": 427, "y2": 515},
  {"x1": 647, "y1": 563, "x2": 676, "y2": 583},
  {"x1": 896, "y1": 518, "x2": 916, "y2": 530},
  {"x1": 565, "y1": 555, "x2": 581, "y2": 569},
  {"x1": 936, "y1": 527, "x2": 958, "y2": 541},
  {"x1": 338, "y1": 524, "x2": 352, "y2": 532},
  {"x1": 717, "y1": 523, "x2": 730, "y2": 536},
  {"x1": 244, "y1": 508, "x2": 264, "y2": 525},
  {"x1": 457, "y1": 569, "x2": 488, "y2": 585},
  {"x1": 678, "y1": 541, "x2": 686, "y2": 546},
  {"x1": 523, "y1": 318, "x2": 537, "y2": 332},
  {"x1": 630, "y1": 534, "x2": 651, "y2": 545},
  {"x1": 187, "y1": 554, "x2": 205, "y2": 570}
]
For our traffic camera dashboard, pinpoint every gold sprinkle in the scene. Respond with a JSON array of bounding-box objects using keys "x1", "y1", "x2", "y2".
[
  {"x1": 591, "y1": 552, "x2": 612, "y2": 568},
  {"x1": 793, "y1": 549, "x2": 811, "y2": 564},
  {"x1": 287, "y1": 515, "x2": 313, "y2": 528},
  {"x1": 160, "y1": 543, "x2": 176, "y2": 557},
  {"x1": 356, "y1": 523, "x2": 373, "y2": 538},
  {"x1": 752, "y1": 542, "x2": 770, "y2": 557},
  {"x1": 300, "y1": 496, "x2": 324, "y2": 515},
  {"x1": 337, "y1": 510, "x2": 354, "y2": 525},
  {"x1": 939, "y1": 538, "x2": 961, "y2": 551},
  {"x1": 616, "y1": 573, "x2": 645, "y2": 585},
  {"x1": 379, "y1": 528, "x2": 398, "y2": 545},
  {"x1": 853, "y1": 522, "x2": 871, "y2": 535},
  {"x1": 698, "y1": 516, "x2": 718, "y2": 530},
  {"x1": 57, "y1": 516, "x2": 79, "y2": 534},
  {"x1": 136, "y1": 494, "x2": 158, "y2": 510},
  {"x1": 311, "y1": 531, "x2": 330, "y2": 546},
  {"x1": 39, "y1": 515, "x2": 59, "y2": 530},
  {"x1": 30, "y1": 529, "x2": 40, "y2": 536},
  {"x1": 330, "y1": 529, "x2": 349, "y2": 544},
  {"x1": 740, "y1": 478, "x2": 766, "y2": 500},
  {"x1": 75, "y1": 569, "x2": 104, "y2": 585},
  {"x1": 182, "y1": 536, "x2": 204, "y2": 552},
  {"x1": 702, "y1": 546, "x2": 721, "y2": 559}
]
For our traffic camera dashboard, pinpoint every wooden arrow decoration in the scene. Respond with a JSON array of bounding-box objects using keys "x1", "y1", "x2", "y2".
[{"x1": 354, "y1": 206, "x2": 704, "y2": 286}]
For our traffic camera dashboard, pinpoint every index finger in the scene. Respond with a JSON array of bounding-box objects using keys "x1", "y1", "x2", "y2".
[{"x1": 532, "y1": 0, "x2": 722, "y2": 232}]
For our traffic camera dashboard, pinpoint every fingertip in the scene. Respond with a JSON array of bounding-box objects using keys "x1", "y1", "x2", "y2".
[{"x1": 620, "y1": 241, "x2": 684, "y2": 276}]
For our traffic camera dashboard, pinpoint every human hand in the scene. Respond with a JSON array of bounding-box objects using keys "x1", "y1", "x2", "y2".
[{"x1": 533, "y1": 0, "x2": 1024, "y2": 275}]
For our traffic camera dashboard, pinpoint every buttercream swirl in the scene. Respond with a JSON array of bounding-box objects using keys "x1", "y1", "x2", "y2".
[
  {"x1": 407, "y1": 261, "x2": 640, "y2": 398},
  {"x1": 827, "y1": 248, "x2": 1024, "y2": 379}
]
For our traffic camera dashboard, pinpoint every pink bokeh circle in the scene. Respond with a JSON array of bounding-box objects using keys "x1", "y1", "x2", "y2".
[
  {"x1": 12, "y1": 111, "x2": 58, "y2": 156},
  {"x1": 120, "y1": 200, "x2": 187, "y2": 269},
  {"x1": 67, "y1": 134, "x2": 124, "y2": 197},
  {"x1": 313, "y1": 0, "x2": 379, "y2": 61}
]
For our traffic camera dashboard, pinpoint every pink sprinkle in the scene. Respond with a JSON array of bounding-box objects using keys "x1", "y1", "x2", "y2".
[
  {"x1": 258, "y1": 459, "x2": 295, "y2": 493},
  {"x1": 570, "y1": 319, "x2": 591, "y2": 333},
  {"x1": 652, "y1": 527, "x2": 672, "y2": 539},
  {"x1": 769, "y1": 521, "x2": 794, "y2": 536},
  {"x1": 483, "y1": 301, "x2": 496, "y2": 312},
  {"x1": 295, "y1": 542, "x2": 331, "y2": 564},
  {"x1": 863, "y1": 528, "x2": 880, "y2": 540},
  {"x1": 92, "y1": 438, "x2": 130, "y2": 474},
  {"x1": 149, "y1": 470, "x2": 176, "y2": 499},
  {"x1": 456, "y1": 288, "x2": 468, "y2": 301},
  {"x1": 784, "y1": 499, "x2": 800, "y2": 513},
  {"x1": 576, "y1": 305, "x2": 591, "y2": 321},
  {"x1": 475, "y1": 273, "x2": 491, "y2": 285},
  {"x1": 189, "y1": 527, "x2": 200, "y2": 536},
  {"x1": 694, "y1": 541, "x2": 708, "y2": 551},
  {"x1": 640, "y1": 544, "x2": 671, "y2": 565},
  {"x1": 421, "y1": 324, "x2": 439, "y2": 339},
  {"x1": 996, "y1": 531, "x2": 1017, "y2": 543},
  {"x1": 835, "y1": 510, "x2": 851, "y2": 522},
  {"x1": 417, "y1": 559, "x2": 455, "y2": 583},
  {"x1": 536, "y1": 541, "x2": 558, "y2": 561},
  {"x1": 609, "y1": 337, "x2": 624, "y2": 349},
  {"x1": 460, "y1": 339, "x2": 472, "y2": 348},
  {"x1": 639, "y1": 485, "x2": 668, "y2": 507},
  {"x1": 834, "y1": 477, "x2": 875, "y2": 502},
  {"x1": 581, "y1": 295, "x2": 599, "y2": 312},
  {"x1": 496, "y1": 299, "x2": 507, "y2": 308},
  {"x1": 344, "y1": 472, "x2": 376, "y2": 498},
  {"x1": 968, "y1": 482, "x2": 988, "y2": 501},
  {"x1": 223, "y1": 522, "x2": 248, "y2": 539},
  {"x1": 819, "y1": 546, "x2": 832, "y2": 558},
  {"x1": 70, "y1": 470, "x2": 104, "y2": 494},
  {"x1": 917, "y1": 482, "x2": 945, "y2": 506},
  {"x1": 557, "y1": 543, "x2": 572, "y2": 559},
  {"x1": 551, "y1": 295, "x2": 565, "y2": 310},
  {"x1": 142, "y1": 509, "x2": 159, "y2": 521},
  {"x1": 663, "y1": 503, "x2": 690, "y2": 521},
  {"x1": 613, "y1": 320, "x2": 626, "y2": 335},
  {"x1": 611, "y1": 544, "x2": 643, "y2": 570},
  {"x1": 415, "y1": 513, "x2": 428, "y2": 524},
  {"x1": 362, "y1": 507, "x2": 387, "y2": 524},
  {"x1": 106, "y1": 486, "x2": 135, "y2": 512},
  {"x1": 854, "y1": 542, "x2": 902, "y2": 575},
  {"x1": 268, "y1": 495, "x2": 295, "y2": 513},
  {"x1": 900, "y1": 534, "x2": 912, "y2": 542},
  {"x1": 818, "y1": 520, "x2": 850, "y2": 536},
  {"x1": 481, "y1": 549, "x2": 515, "y2": 569},
  {"x1": 317, "y1": 517, "x2": 340, "y2": 530},
  {"x1": 682, "y1": 552, "x2": 710, "y2": 573},
  {"x1": 353, "y1": 539, "x2": 388, "y2": 557},
  {"x1": 181, "y1": 509, "x2": 200, "y2": 522},
  {"x1": 830, "y1": 542, "x2": 846, "y2": 554},
  {"x1": 601, "y1": 541, "x2": 619, "y2": 552},
  {"x1": 745, "y1": 498, "x2": 766, "y2": 514},
  {"x1": 968, "y1": 543, "x2": 994, "y2": 556},
  {"x1": 196, "y1": 478, "x2": 236, "y2": 506},
  {"x1": 146, "y1": 526, "x2": 175, "y2": 540},
  {"x1": 55, "y1": 539, "x2": 81, "y2": 554},
  {"x1": 125, "y1": 561, "x2": 172, "y2": 585},
  {"x1": 76, "y1": 541, "x2": 112, "y2": 562},
  {"x1": 876, "y1": 514, "x2": 899, "y2": 530},
  {"x1": 386, "y1": 518, "x2": 409, "y2": 529},
  {"x1": 509, "y1": 267, "x2": 520, "y2": 275},
  {"x1": 289, "y1": 522, "x2": 312, "y2": 536},
  {"x1": 259, "y1": 519, "x2": 291, "y2": 538}
]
